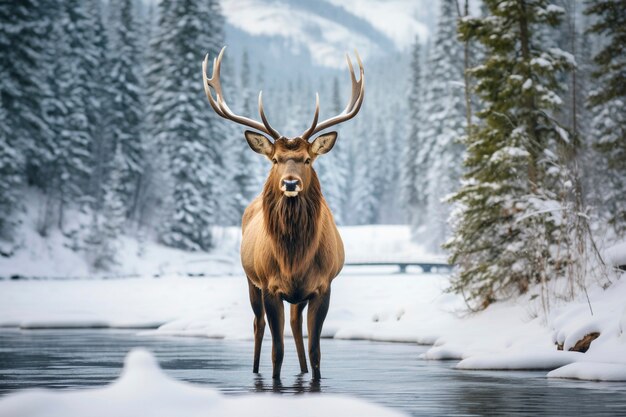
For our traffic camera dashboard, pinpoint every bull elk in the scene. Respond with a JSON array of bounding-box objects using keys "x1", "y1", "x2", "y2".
[{"x1": 202, "y1": 47, "x2": 365, "y2": 379}]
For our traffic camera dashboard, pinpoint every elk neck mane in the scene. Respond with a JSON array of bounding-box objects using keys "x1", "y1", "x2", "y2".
[{"x1": 262, "y1": 169, "x2": 323, "y2": 272}]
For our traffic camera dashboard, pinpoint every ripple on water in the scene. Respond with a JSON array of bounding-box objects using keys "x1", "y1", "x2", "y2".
[{"x1": 0, "y1": 330, "x2": 625, "y2": 417}]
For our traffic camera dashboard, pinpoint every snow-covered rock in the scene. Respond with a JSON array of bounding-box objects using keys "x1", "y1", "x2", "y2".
[{"x1": 0, "y1": 349, "x2": 407, "y2": 417}]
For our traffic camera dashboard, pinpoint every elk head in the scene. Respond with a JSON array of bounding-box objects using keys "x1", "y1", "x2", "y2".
[{"x1": 202, "y1": 47, "x2": 364, "y2": 198}]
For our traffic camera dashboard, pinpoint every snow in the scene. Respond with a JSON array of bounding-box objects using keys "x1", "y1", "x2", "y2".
[
  {"x1": 547, "y1": 362, "x2": 626, "y2": 382},
  {"x1": 324, "y1": 0, "x2": 429, "y2": 49},
  {"x1": 606, "y1": 240, "x2": 626, "y2": 266},
  {"x1": 0, "y1": 348, "x2": 407, "y2": 417},
  {"x1": 456, "y1": 350, "x2": 582, "y2": 370},
  {"x1": 422, "y1": 276, "x2": 626, "y2": 381},
  {"x1": 221, "y1": 0, "x2": 380, "y2": 68},
  {"x1": 0, "y1": 192, "x2": 242, "y2": 279},
  {"x1": 0, "y1": 218, "x2": 442, "y2": 279}
]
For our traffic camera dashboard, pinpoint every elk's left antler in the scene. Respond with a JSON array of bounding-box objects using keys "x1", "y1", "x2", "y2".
[{"x1": 300, "y1": 50, "x2": 365, "y2": 141}]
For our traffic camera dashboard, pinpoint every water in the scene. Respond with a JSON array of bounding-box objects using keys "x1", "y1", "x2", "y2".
[{"x1": 1, "y1": 329, "x2": 625, "y2": 416}]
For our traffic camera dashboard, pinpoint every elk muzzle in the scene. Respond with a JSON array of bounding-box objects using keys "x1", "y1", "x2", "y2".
[{"x1": 281, "y1": 178, "x2": 302, "y2": 197}]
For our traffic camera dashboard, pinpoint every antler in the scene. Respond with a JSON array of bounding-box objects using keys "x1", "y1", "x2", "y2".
[
  {"x1": 202, "y1": 47, "x2": 281, "y2": 140},
  {"x1": 301, "y1": 50, "x2": 365, "y2": 141}
]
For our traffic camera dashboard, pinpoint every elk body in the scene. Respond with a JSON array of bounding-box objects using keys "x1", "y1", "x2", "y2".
[{"x1": 202, "y1": 47, "x2": 364, "y2": 379}]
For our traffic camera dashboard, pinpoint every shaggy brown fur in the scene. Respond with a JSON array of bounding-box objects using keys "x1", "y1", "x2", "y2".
[{"x1": 240, "y1": 137, "x2": 344, "y2": 379}]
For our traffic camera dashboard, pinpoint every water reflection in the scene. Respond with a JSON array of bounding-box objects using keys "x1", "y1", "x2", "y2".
[
  {"x1": 1, "y1": 330, "x2": 625, "y2": 417},
  {"x1": 252, "y1": 373, "x2": 321, "y2": 394}
]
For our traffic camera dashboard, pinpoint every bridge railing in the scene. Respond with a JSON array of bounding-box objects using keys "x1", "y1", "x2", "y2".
[{"x1": 343, "y1": 261, "x2": 453, "y2": 274}]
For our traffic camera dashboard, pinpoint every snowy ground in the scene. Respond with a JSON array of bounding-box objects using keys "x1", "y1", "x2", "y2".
[{"x1": 0, "y1": 213, "x2": 444, "y2": 279}]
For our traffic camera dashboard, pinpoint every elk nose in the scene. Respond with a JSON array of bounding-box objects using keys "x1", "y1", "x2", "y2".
[{"x1": 282, "y1": 179, "x2": 300, "y2": 192}]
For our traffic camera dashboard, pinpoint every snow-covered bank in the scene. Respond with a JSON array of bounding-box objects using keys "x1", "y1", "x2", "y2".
[
  {"x1": 422, "y1": 276, "x2": 626, "y2": 381},
  {"x1": 0, "y1": 273, "x2": 453, "y2": 339},
  {"x1": 0, "y1": 348, "x2": 407, "y2": 417},
  {"x1": 2, "y1": 218, "x2": 624, "y2": 383},
  {"x1": 1, "y1": 267, "x2": 624, "y2": 383}
]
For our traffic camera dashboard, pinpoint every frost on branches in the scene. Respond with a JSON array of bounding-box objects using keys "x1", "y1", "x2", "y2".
[{"x1": 446, "y1": 0, "x2": 577, "y2": 308}]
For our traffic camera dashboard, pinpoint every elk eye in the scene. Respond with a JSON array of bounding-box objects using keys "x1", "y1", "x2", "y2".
[
  {"x1": 272, "y1": 158, "x2": 278, "y2": 164},
  {"x1": 305, "y1": 158, "x2": 311, "y2": 165}
]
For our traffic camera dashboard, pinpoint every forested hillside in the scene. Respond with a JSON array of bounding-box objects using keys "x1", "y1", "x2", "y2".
[{"x1": 0, "y1": 0, "x2": 624, "y2": 309}]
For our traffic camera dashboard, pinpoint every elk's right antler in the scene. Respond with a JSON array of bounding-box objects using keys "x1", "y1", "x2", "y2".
[
  {"x1": 203, "y1": 47, "x2": 282, "y2": 140},
  {"x1": 300, "y1": 50, "x2": 365, "y2": 141}
]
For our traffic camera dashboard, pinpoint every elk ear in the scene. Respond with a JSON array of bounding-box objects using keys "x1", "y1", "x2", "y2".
[
  {"x1": 244, "y1": 131, "x2": 274, "y2": 157},
  {"x1": 310, "y1": 132, "x2": 338, "y2": 155}
]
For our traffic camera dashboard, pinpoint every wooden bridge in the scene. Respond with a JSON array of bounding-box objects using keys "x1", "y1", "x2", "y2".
[{"x1": 343, "y1": 261, "x2": 453, "y2": 274}]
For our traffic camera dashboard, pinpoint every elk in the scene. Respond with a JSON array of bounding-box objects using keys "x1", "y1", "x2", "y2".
[{"x1": 202, "y1": 47, "x2": 364, "y2": 380}]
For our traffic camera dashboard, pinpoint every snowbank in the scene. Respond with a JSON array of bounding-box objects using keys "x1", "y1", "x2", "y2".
[
  {"x1": 0, "y1": 348, "x2": 407, "y2": 417},
  {"x1": 547, "y1": 362, "x2": 626, "y2": 382},
  {"x1": 456, "y1": 349, "x2": 581, "y2": 370},
  {"x1": 0, "y1": 276, "x2": 239, "y2": 330},
  {"x1": 423, "y1": 276, "x2": 626, "y2": 381},
  {"x1": 0, "y1": 273, "x2": 457, "y2": 342}
]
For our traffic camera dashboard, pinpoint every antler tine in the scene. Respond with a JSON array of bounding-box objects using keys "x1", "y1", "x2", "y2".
[
  {"x1": 300, "y1": 92, "x2": 320, "y2": 141},
  {"x1": 203, "y1": 54, "x2": 226, "y2": 118},
  {"x1": 202, "y1": 46, "x2": 281, "y2": 139},
  {"x1": 258, "y1": 91, "x2": 281, "y2": 139},
  {"x1": 303, "y1": 50, "x2": 365, "y2": 138}
]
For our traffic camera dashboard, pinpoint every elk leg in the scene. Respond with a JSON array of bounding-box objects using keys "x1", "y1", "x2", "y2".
[
  {"x1": 290, "y1": 302, "x2": 308, "y2": 373},
  {"x1": 307, "y1": 288, "x2": 331, "y2": 380},
  {"x1": 247, "y1": 278, "x2": 265, "y2": 373},
  {"x1": 263, "y1": 290, "x2": 285, "y2": 379}
]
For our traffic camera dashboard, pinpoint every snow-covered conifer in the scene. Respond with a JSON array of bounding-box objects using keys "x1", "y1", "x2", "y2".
[
  {"x1": 447, "y1": 0, "x2": 575, "y2": 307},
  {"x1": 401, "y1": 39, "x2": 424, "y2": 229},
  {"x1": 0, "y1": 97, "x2": 22, "y2": 244},
  {"x1": 585, "y1": 0, "x2": 626, "y2": 233},
  {"x1": 415, "y1": 0, "x2": 466, "y2": 249},
  {"x1": 90, "y1": 146, "x2": 128, "y2": 270},
  {"x1": 107, "y1": 0, "x2": 145, "y2": 218},
  {"x1": 315, "y1": 76, "x2": 349, "y2": 225},
  {"x1": 149, "y1": 0, "x2": 225, "y2": 251},
  {"x1": 0, "y1": 0, "x2": 50, "y2": 183}
]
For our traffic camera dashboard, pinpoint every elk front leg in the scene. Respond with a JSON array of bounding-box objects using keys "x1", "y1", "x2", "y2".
[
  {"x1": 247, "y1": 278, "x2": 265, "y2": 373},
  {"x1": 263, "y1": 290, "x2": 285, "y2": 379},
  {"x1": 307, "y1": 288, "x2": 331, "y2": 380},
  {"x1": 290, "y1": 302, "x2": 308, "y2": 373}
]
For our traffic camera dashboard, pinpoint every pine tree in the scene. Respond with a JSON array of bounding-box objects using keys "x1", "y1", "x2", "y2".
[
  {"x1": 85, "y1": 0, "x2": 112, "y2": 213},
  {"x1": 90, "y1": 146, "x2": 128, "y2": 270},
  {"x1": 418, "y1": 0, "x2": 466, "y2": 249},
  {"x1": 231, "y1": 50, "x2": 263, "y2": 215},
  {"x1": 448, "y1": 1, "x2": 575, "y2": 308},
  {"x1": 0, "y1": 0, "x2": 51, "y2": 186},
  {"x1": 315, "y1": 76, "x2": 348, "y2": 225},
  {"x1": 380, "y1": 103, "x2": 406, "y2": 223},
  {"x1": 350, "y1": 118, "x2": 378, "y2": 224},
  {"x1": 585, "y1": 0, "x2": 626, "y2": 233},
  {"x1": 108, "y1": 0, "x2": 145, "y2": 219},
  {"x1": 53, "y1": 0, "x2": 102, "y2": 228},
  {"x1": 402, "y1": 38, "x2": 423, "y2": 229},
  {"x1": 0, "y1": 96, "x2": 22, "y2": 245},
  {"x1": 148, "y1": 0, "x2": 225, "y2": 251}
]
